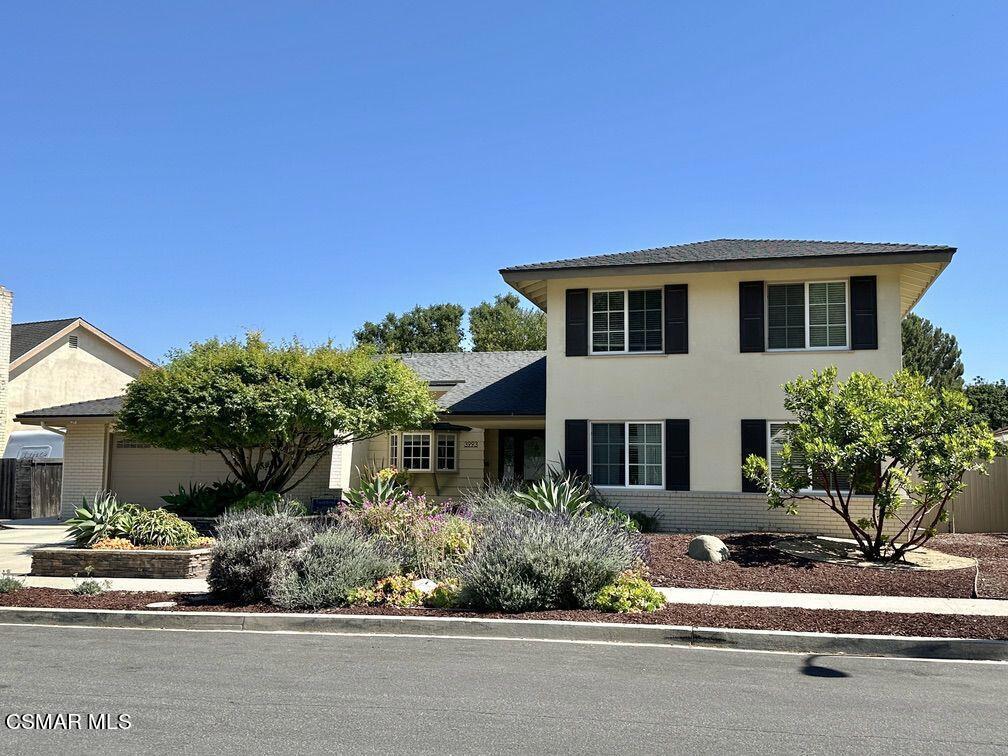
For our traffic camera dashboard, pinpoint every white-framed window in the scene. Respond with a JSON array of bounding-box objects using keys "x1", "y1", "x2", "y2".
[
  {"x1": 389, "y1": 433, "x2": 399, "y2": 468},
  {"x1": 590, "y1": 421, "x2": 663, "y2": 488},
  {"x1": 768, "y1": 421, "x2": 850, "y2": 492},
  {"x1": 389, "y1": 431, "x2": 457, "y2": 472},
  {"x1": 766, "y1": 280, "x2": 848, "y2": 351},
  {"x1": 590, "y1": 289, "x2": 663, "y2": 354},
  {"x1": 436, "y1": 433, "x2": 457, "y2": 472}
]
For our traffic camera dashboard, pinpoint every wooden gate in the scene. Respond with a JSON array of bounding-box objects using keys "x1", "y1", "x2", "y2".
[
  {"x1": 0, "y1": 460, "x2": 15, "y2": 519},
  {"x1": 948, "y1": 456, "x2": 1008, "y2": 533},
  {"x1": 28, "y1": 461, "x2": 63, "y2": 519},
  {"x1": 0, "y1": 460, "x2": 62, "y2": 520}
]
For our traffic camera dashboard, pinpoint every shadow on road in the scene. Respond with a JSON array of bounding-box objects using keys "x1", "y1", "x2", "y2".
[{"x1": 801, "y1": 655, "x2": 851, "y2": 678}]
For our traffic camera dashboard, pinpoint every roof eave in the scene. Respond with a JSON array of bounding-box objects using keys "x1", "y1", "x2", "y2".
[{"x1": 501, "y1": 249, "x2": 956, "y2": 311}]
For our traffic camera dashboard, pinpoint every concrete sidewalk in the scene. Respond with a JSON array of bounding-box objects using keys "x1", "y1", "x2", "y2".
[{"x1": 656, "y1": 586, "x2": 1008, "y2": 617}]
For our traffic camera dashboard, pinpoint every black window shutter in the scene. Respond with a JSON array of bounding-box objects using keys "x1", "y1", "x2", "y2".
[
  {"x1": 663, "y1": 284, "x2": 688, "y2": 354},
  {"x1": 664, "y1": 419, "x2": 689, "y2": 491},
  {"x1": 564, "y1": 419, "x2": 588, "y2": 477},
  {"x1": 740, "y1": 419, "x2": 767, "y2": 492},
  {"x1": 739, "y1": 281, "x2": 765, "y2": 352},
  {"x1": 850, "y1": 276, "x2": 878, "y2": 350},
  {"x1": 565, "y1": 289, "x2": 589, "y2": 357}
]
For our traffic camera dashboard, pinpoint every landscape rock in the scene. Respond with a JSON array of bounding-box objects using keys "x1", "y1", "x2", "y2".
[
  {"x1": 688, "y1": 535, "x2": 731, "y2": 563},
  {"x1": 411, "y1": 578, "x2": 439, "y2": 595}
]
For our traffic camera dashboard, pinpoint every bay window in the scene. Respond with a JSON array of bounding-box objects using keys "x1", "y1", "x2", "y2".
[{"x1": 389, "y1": 431, "x2": 457, "y2": 472}]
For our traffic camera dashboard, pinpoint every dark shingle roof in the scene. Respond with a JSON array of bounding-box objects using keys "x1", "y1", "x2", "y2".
[
  {"x1": 10, "y1": 318, "x2": 79, "y2": 360},
  {"x1": 396, "y1": 351, "x2": 545, "y2": 415},
  {"x1": 16, "y1": 352, "x2": 548, "y2": 420},
  {"x1": 16, "y1": 396, "x2": 124, "y2": 420},
  {"x1": 501, "y1": 238, "x2": 954, "y2": 273}
]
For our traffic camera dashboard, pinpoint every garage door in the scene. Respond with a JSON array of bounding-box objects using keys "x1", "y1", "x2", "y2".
[{"x1": 108, "y1": 434, "x2": 233, "y2": 508}]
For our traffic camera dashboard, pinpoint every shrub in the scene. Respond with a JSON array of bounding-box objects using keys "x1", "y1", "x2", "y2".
[
  {"x1": 128, "y1": 508, "x2": 200, "y2": 548},
  {"x1": 208, "y1": 510, "x2": 314, "y2": 603},
  {"x1": 268, "y1": 525, "x2": 396, "y2": 610},
  {"x1": 162, "y1": 479, "x2": 247, "y2": 517},
  {"x1": 0, "y1": 571, "x2": 24, "y2": 594},
  {"x1": 228, "y1": 492, "x2": 309, "y2": 517},
  {"x1": 347, "y1": 574, "x2": 425, "y2": 608},
  {"x1": 424, "y1": 580, "x2": 460, "y2": 609},
  {"x1": 71, "y1": 578, "x2": 109, "y2": 596},
  {"x1": 66, "y1": 492, "x2": 138, "y2": 547},
  {"x1": 91, "y1": 537, "x2": 138, "y2": 550},
  {"x1": 458, "y1": 509, "x2": 645, "y2": 613},
  {"x1": 344, "y1": 465, "x2": 410, "y2": 507},
  {"x1": 456, "y1": 479, "x2": 522, "y2": 518},
  {"x1": 514, "y1": 471, "x2": 594, "y2": 516},
  {"x1": 594, "y1": 572, "x2": 665, "y2": 613},
  {"x1": 338, "y1": 493, "x2": 474, "y2": 579},
  {"x1": 628, "y1": 509, "x2": 661, "y2": 533}
]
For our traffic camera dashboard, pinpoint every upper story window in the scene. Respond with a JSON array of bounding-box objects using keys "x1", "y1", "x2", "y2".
[
  {"x1": 591, "y1": 289, "x2": 662, "y2": 354},
  {"x1": 767, "y1": 281, "x2": 848, "y2": 351}
]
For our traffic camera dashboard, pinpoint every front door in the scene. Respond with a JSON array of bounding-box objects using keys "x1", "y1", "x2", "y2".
[{"x1": 499, "y1": 430, "x2": 546, "y2": 483}]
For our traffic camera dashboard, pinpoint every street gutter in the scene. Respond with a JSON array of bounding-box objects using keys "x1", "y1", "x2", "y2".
[{"x1": 0, "y1": 605, "x2": 1005, "y2": 661}]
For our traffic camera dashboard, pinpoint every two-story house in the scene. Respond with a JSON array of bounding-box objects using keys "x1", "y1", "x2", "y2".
[{"x1": 18, "y1": 239, "x2": 953, "y2": 535}]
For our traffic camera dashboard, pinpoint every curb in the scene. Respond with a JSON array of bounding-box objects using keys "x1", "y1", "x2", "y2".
[{"x1": 0, "y1": 606, "x2": 1005, "y2": 661}]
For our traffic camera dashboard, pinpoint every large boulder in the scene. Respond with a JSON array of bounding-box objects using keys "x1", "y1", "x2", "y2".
[{"x1": 687, "y1": 535, "x2": 730, "y2": 563}]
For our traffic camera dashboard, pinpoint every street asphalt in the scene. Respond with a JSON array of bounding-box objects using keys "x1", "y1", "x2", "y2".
[{"x1": 0, "y1": 624, "x2": 1005, "y2": 755}]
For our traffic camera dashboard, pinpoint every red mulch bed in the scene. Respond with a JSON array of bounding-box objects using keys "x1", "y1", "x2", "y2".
[
  {"x1": 1, "y1": 588, "x2": 1007, "y2": 639},
  {"x1": 644, "y1": 532, "x2": 1008, "y2": 600}
]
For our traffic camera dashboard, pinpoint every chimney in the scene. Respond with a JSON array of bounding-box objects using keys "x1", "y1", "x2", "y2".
[{"x1": 0, "y1": 286, "x2": 11, "y2": 455}]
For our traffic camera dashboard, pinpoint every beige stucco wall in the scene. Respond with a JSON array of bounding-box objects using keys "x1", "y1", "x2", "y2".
[
  {"x1": 544, "y1": 263, "x2": 905, "y2": 493},
  {"x1": 8, "y1": 326, "x2": 145, "y2": 437}
]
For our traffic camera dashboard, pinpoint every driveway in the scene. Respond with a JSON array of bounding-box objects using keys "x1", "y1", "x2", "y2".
[
  {"x1": 0, "y1": 625, "x2": 1005, "y2": 754},
  {"x1": 0, "y1": 520, "x2": 70, "y2": 574}
]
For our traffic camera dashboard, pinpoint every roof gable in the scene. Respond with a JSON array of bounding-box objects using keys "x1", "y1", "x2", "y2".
[{"x1": 10, "y1": 318, "x2": 78, "y2": 361}]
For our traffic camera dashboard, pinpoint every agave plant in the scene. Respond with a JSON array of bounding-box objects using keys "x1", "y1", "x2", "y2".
[
  {"x1": 514, "y1": 470, "x2": 595, "y2": 516},
  {"x1": 66, "y1": 491, "x2": 137, "y2": 547},
  {"x1": 344, "y1": 464, "x2": 411, "y2": 508}
]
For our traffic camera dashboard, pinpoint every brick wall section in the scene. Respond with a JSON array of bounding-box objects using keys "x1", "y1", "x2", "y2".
[
  {"x1": 0, "y1": 286, "x2": 12, "y2": 454},
  {"x1": 600, "y1": 489, "x2": 899, "y2": 538},
  {"x1": 60, "y1": 423, "x2": 110, "y2": 518}
]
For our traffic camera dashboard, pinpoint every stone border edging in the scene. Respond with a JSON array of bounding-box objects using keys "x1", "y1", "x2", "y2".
[{"x1": 0, "y1": 605, "x2": 1005, "y2": 661}]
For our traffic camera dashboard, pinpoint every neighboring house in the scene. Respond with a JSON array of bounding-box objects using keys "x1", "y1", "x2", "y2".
[
  {"x1": 0, "y1": 287, "x2": 153, "y2": 460},
  {"x1": 18, "y1": 239, "x2": 955, "y2": 536}
]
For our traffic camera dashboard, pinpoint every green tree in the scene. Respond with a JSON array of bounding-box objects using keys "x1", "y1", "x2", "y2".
[
  {"x1": 965, "y1": 377, "x2": 1008, "y2": 431},
  {"x1": 354, "y1": 303, "x2": 464, "y2": 353},
  {"x1": 469, "y1": 293, "x2": 546, "y2": 351},
  {"x1": 118, "y1": 334, "x2": 438, "y2": 494},
  {"x1": 743, "y1": 367, "x2": 1000, "y2": 562},
  {"x1": 901, "y1": 313, "x2": 964, "y2": 390}
]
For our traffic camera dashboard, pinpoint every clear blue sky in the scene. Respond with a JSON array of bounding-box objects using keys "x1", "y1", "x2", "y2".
[{"x1": 2, "y1": 2, "x2": 1005, "y2": 378}]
